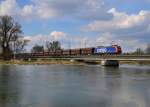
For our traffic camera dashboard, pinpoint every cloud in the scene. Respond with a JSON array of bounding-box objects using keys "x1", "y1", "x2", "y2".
[
  {"x1": 80, "y1": 8, "x2": 150, "y2": 52},
  {"x1": 0, "y1": 0, "x2": 57, "y2": 19},
  {"x1": 23, "y1": 31, "x2": 147, "y2": 52},
  {"x1": 82, "y1": 8, "x2": 150, "y2": 33},
  {"x1": 0, "y1": 0, "x2": 112, "y2": 20},
  {"x1": 50, "y1": 31, "x2": 68, "y2": 41},
  {"x1": 0, "y1": 0, "x2": 19, "y2": 16},
  {"x1": 23, "y1": 31, "x2": 69, "y2": 50},
  {"x1": 32, "y1": 0, "x2": 58, "y2": 19},
  {"x1": 1, "y1": 1, "x2": 149, "y2": 52},
  {"x1": 23, "y1": 31, "x2": 93, "y2": 51},
  {"x1": 20, "y1": 5, "x2": 34, "y2": 17},
  {"x1": 95, "y1": 33, "x2": 147, "y2": 52},
  {"x1": 45, "y1": 0, "x2": 112, "y2": 20}
]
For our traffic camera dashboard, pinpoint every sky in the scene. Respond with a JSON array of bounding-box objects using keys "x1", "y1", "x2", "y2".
[{"x1": 0, "y1": 0, "x2": 150, "y2": 52}]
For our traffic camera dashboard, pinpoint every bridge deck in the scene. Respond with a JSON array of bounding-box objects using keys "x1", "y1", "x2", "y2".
[{"x1": 21, "y1": 55, "x2": 150, "y2": 61}]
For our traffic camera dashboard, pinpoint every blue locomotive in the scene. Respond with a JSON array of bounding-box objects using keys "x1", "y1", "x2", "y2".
[{"x1": 94, "y1": 45, "x2": 122, "y2": 54}]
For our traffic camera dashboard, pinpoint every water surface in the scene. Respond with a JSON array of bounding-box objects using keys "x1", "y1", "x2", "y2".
[{"x1": 0, "y1": 64, "x2": 150, "y2": 107}]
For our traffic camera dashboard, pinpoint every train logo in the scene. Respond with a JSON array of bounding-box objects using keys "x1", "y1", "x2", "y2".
[{"x1": 95, "y1": 48, "x2": 107, "y2": 53}]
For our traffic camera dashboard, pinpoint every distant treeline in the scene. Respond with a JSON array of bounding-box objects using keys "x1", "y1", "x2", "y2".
[
  {"x1": 123, "y1": 44, "x2": 150, "y2": 55},
  {"x1": 31, "y1": 41, "x2": 61, "y2": 53}
]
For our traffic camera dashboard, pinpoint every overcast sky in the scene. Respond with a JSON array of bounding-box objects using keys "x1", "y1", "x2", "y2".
[{"x1": 0, "y1": 0, "x2": 150, "y2": 52}]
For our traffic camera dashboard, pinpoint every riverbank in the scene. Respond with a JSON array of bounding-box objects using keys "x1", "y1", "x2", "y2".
[
  {"x1": 0, "y1": 59, "x2": 149, "y2": 65},
  {"x1": 0, "y1": 59, "x2": 85, "y2": 65},
  {"x1": 120, "y1": 61, "x2": 150, "y2": 65}
]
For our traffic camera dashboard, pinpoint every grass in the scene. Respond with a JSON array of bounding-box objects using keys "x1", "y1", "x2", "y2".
[
  {"x1": 0, "y1": 59, "x2": 84, "y2": 65},
  {"x1": 0, "y1": 59, "x2": 149, "y2": 65}
]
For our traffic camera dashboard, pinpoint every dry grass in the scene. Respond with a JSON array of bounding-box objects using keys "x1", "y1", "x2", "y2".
[
  {"x1": 0, "y1": 59, "x2": 85, "y2": 65},
  {"x1": 0, "y1": 59, "x2": 149, "y2": 65}
]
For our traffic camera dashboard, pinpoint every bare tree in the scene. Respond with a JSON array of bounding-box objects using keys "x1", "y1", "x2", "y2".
[
  {"x1": 46, "y1": 41, "x2": 61, "y2": 51},
  {"x1": 132, "y1": 48, "x2": 144, "y2": 55},
  {"x1": 13, "y1": 38, "x2": 29, "y2": 54},
  {"x1": 0, "y1": 15, "x2": 22, "y2": 60},
  {"x1": 46, "y1": 41, "x2": 51, "y2": 52},
  {"x1": 31, "y1": 45, "x2": 44, "y2": 53},
  {"x1": 145, "y1": 44, "x2": 150, "y2": 54}
]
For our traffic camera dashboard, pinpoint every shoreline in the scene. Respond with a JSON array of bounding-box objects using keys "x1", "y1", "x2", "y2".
[
  {"x1": 0, "y1": 59, "x2": 149, "y2": 66},
  {"x1": 0, "y1": 60, "x2": 85, "y2": 65},
  {"x1": 120, "y1": 61, "x2": 150, "y2": 65}
]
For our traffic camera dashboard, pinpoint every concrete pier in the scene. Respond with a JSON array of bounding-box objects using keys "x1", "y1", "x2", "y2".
[{"x1": 101, "y1": 60, "x2": 119, "y2": 66}]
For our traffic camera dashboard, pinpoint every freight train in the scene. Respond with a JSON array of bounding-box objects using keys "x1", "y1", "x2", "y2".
[
  {"x1": 29, "y1": 45, "x2": 122, "y2": 57},
  {"x1": 15, "y1": 45, "x2": 122, "y2": 58}
]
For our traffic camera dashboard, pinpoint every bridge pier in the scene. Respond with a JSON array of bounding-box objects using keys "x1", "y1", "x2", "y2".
[{"x1": 101, "y1": 60, "x2": 119, "y2": 66}]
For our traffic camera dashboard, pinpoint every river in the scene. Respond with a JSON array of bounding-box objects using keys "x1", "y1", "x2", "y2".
[{"x1": 0, "y1": 64, "x2": 150, "y2": 107}]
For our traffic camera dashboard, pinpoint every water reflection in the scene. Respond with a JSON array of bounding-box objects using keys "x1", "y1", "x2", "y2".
[
  {"x1": 103, "y1": 66, "x2": 150, "y2": 107},
  {"x1": 0, "y1": 65, "x2": 149, "y2": 107},
  {"x1": 102, "y1": 67, "x2": 121, "y2": 78},
  {"x1": 0, "y1": 65, "x2": 20, "y2": 107}
]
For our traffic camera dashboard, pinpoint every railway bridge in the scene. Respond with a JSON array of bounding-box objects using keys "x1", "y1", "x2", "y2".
[
  {"x1": 16, "y1": 54, "x2": 150, "y2": 66},
  {"x1": 67, "y1": 55, "x2": 150, "y2": 66}
]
